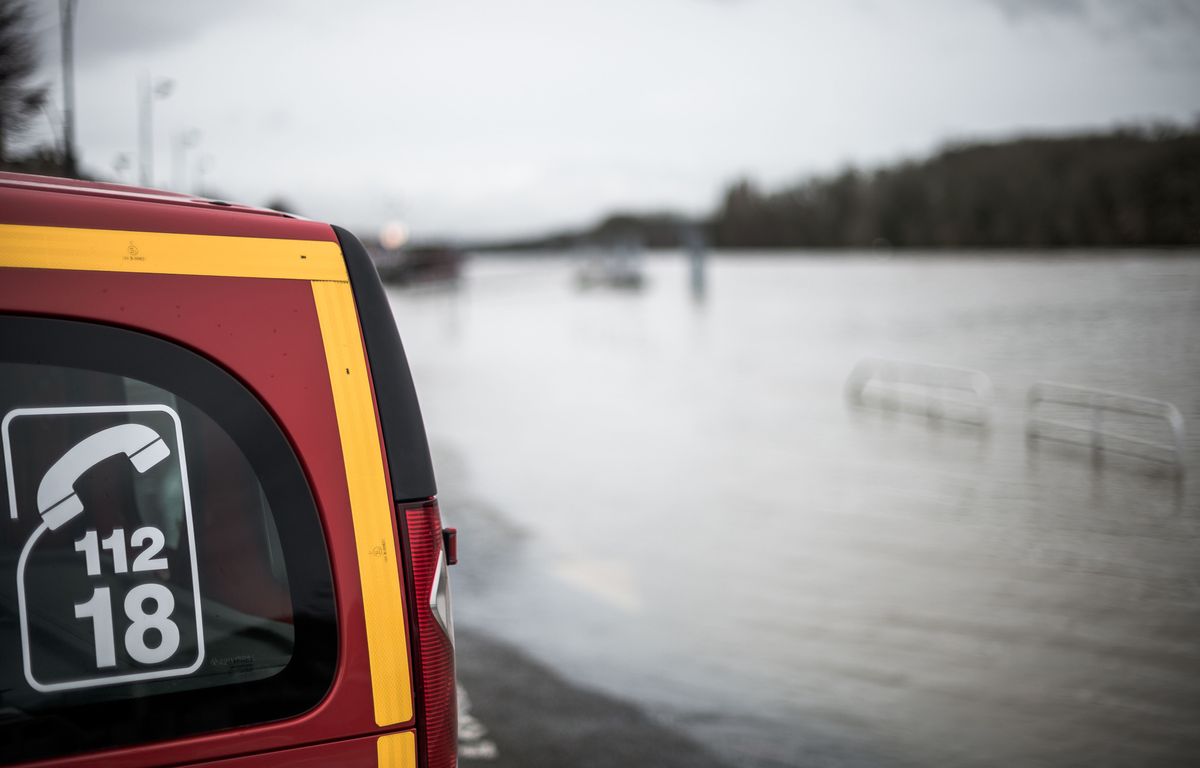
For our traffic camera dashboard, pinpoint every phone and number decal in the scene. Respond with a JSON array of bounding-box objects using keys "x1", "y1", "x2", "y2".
[{"x1": 2, "y1": 405, "x2": 205, "y2": 692}]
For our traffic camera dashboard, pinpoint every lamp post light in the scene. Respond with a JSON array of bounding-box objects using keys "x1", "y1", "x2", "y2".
[{"x1": 138, "y1": 74, "x2": 173, "y2": 186}]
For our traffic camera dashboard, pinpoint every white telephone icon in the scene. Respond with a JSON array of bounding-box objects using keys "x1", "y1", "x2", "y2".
[{"x1": 36, "y1": 423, "x2": 170, "y2": 531}]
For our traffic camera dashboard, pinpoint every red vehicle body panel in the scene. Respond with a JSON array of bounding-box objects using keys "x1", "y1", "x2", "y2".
[
  {"x1": 0, "y1": 173, "x2": 419, "y2": 766},
  {"x1": 187, "y1": 732, "x2": 383, "y2": 767},
  {"x1": 0, "y1": 173, "x2": 337, "y2": 242}
]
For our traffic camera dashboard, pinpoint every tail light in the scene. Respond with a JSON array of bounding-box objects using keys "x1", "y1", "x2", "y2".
[{"x1": 399, "y1": 499, "x2": 457, "y2": 768}]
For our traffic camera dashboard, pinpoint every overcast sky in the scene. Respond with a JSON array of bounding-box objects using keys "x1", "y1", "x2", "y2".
[{"x1": 23, "y1": 0, "x2": 1200, "y2": 239}]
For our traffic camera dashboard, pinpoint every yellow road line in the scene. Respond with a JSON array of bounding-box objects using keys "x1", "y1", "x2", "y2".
[
  {"x1": 0, "y1": 223, "x2": 347, "y2": 281},
  {"x1": 312, "y1": 280, "x2": 414, "y2": 727}
]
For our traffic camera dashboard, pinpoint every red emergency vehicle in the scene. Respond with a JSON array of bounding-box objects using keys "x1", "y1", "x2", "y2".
[{"x1": 0, "y1": 172, "x2": 456, "y2": 768}]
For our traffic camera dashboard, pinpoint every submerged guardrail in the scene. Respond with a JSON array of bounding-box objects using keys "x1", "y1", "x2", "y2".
[
  {"x1": 1025, "y1": 381, "x2": 1186, "y2": 473},
  {"x1": 845, "y1": 358, "x2": 994, "y2": 426}
]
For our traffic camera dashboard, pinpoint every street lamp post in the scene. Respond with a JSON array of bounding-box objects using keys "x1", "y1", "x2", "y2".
[
  {"x1": 138, "y1": 74, "x2": 173, "y2": 186},
  {"x1": 59, "y1": 0, "x2": 78, "y2": 177},
  {"x1": 171, "y1": 129, "x2": 200, "y2": 192},
  {"x1": 194, "y1": 153, "x2": 214, "y2": 197},
  {"x1": 112, "y1": 153, "x2": 131, "y2": 183}
]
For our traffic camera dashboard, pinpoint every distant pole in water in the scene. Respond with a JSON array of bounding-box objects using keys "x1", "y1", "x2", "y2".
[{"x1": 684, "y1": 225, "x2": 707, "y2": 300}]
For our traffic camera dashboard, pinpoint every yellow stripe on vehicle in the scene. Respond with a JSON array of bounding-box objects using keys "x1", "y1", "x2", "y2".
[
  {"x1": 377, "y1": 731, "x2": 418, "y2": 768},
  {"x1": 0, "y1": 223, "x2": 347, "y2": 281},
  {"x1": 312, "y1": 279, "x2": 414, "y2": 727}
]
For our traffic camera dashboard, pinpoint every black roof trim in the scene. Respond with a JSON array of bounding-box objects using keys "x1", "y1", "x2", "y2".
[{"x1": 334, "y1": 225, "x2": 437, "y2": 501}]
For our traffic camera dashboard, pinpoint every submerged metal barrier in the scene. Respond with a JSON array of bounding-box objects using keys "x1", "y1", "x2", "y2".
[
  {"x1": 845, "y1": 358, "x2": 994, "y2": 426},
  {"x1": 1026, "y1": 381, "x2": 1187, "y2": 472}
]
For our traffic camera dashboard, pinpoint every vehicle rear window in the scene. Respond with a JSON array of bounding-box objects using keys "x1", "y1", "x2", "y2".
[{"x1": 0, "y1": 316, "x2": 336, "y2": 764}]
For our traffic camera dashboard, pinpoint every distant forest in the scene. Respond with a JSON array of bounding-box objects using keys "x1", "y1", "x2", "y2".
[{"x1": 484, "y1": 125, "x2": 1200, "y2": 250}]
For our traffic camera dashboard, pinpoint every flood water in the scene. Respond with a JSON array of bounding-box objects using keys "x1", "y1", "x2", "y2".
[{"x1": 387, "y1": 252, "x2": 1200, "y2": 768}]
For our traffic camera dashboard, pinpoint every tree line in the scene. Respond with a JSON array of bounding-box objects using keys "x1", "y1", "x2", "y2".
[{"x1": 710, "y1": 126, "x2": 1200, "y2": 248}]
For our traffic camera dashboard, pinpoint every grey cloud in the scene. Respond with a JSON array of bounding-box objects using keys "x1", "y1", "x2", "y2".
[
  {"x1": 990, "y1": 0, "x2": 1087, "y2": 21},
  {"x1": 46, "y1": 1, "x2": 261, "y2": 64},
  {"x1": 989, "y1": 0, "x2": 1200, "y2": 31}
]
